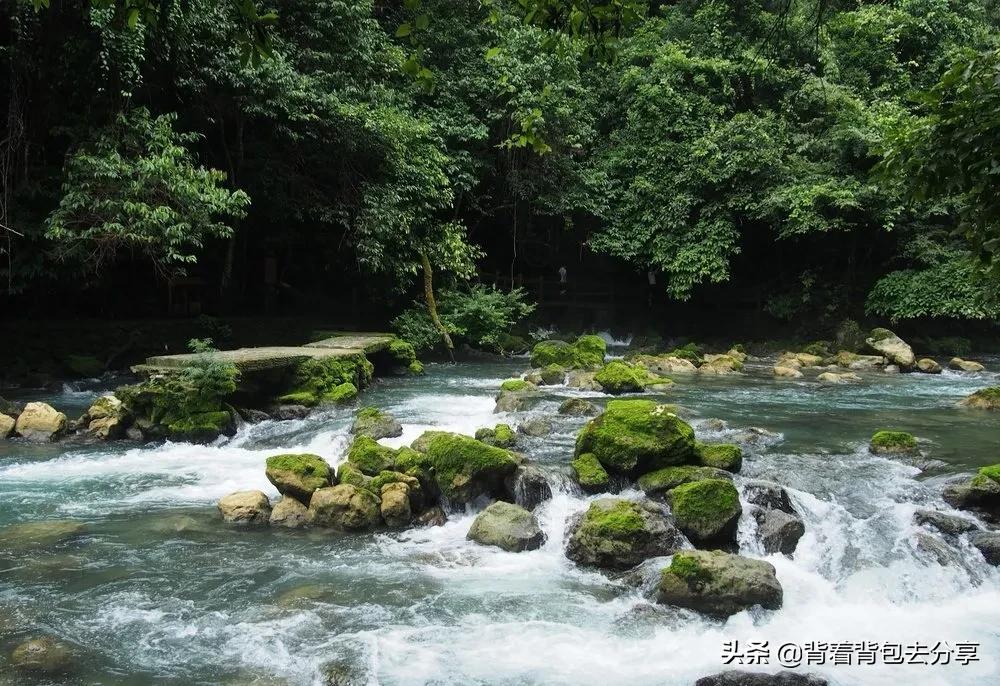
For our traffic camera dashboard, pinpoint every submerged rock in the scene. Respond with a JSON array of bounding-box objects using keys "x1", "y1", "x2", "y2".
[
  {"x1": 308, "y1": 484, "x2": 381, "y2": 531},
  {"x1": 960, "y1": 387, "x2": 1000, "y2": 410},
  {"x1": 218, "y1": 491, "x2": 272, "y2": 525},
  {"x1": 950, "y1": 357, "x2": 985, "y2": 373},
  {"x1": 869, "y1": 430, "x2": 919, "y2": 456},
  {"x1": 913, "y1": 508, "x2": 978, "y2": 535},
  {"x1": 916, "y1": 358, "x2": 942, "y2": 374},
  {"x1": 657, "y1": 550, "x2": 783, "y2": 618},
  {"x1": 350, "y1": 407, "x2": 403, "y2": 440},
  {"x1": 14, "y1": 402, "x2": 67, "y2": 442},
  {"x1": 575, "y1": 399, "x2": 696, "y2": 477},
  {"x1": 969, "y1": 532, "x2": 1000, "y2": 565},
  {"x1": 0, "y1": 520, "x2": 86, "y2": 550},
  {"x1": 695, "y1": 671, "x2": 828, "y2": 686},
  {"x1": 565, "y1": 498, "x2": 682, "y2": 570},
  {"x1": 11, "y1": 636, "x2": 74, "y2": 675},
  {"x1": 505, "y1": 464, "x2": 552, "y2": 511},
  {"x1": 269, "y1": 497, "x2": 310, "y2": 529},
  {"x1": 265, "y1": 453, "x2": 334, "y2": 503},
  {"x1": 667, "y1": 479, "x2": 742, "y2": 546},
  {"x1": 558, "y1": 397, "x2": 598, "y2": 416},
  {"x1": 865, "y1": 328, "x2": 914, "y2": 370},
  {"x1": 467, "y1": 501, "x2": 545, "y2": 552}
]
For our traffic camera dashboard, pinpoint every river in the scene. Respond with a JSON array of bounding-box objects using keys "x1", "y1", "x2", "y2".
[{"x1": 1, "y1": 354, "x2": 999, "y2": 685}]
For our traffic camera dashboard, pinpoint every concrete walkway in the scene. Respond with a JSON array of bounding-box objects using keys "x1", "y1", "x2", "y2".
[{"x1": 134, "y1": 333, "x2": 396, "y2": 374}]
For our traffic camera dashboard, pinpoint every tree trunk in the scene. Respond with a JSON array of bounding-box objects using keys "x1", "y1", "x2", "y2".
[{"x1": 421, "y1": 251, "x2": 455, "y2": 363}]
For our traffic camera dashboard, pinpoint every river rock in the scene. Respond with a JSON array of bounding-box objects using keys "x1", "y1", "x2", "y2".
[
  {"x1": 913, "y1": 531, "x2": 957, "y2": 566},
  {"x1": 595, "y1": 360, "x2": 646, "y2": 394},
  {"x1": 575, "y1": 399, "x2": 696, "y2": 477},
  {"x1": 754, "y1": 508, "x2": 805, "y2": 555},
  {"x1": 467, "y1": 501, "x2": 545, "y2": 552},
  {"x1": 0, "y1": 520, "x2": 86, "y2": 550},
  {"x1": 631, "y1": 354, "x2": 698, "y2": 375},
  {"x1": 518, "y1": 416, "x2": 553, "y2": 437},
  {"x1": 656, "y1": 550, "x2": 783, "y2": 617},
  {"x1": 505, "y1": 464, "x2": 552, "y2": 511},
  {"x1": 269, "y1": 497, "x2": 310, "y2": 529},
  {"x1": 773, "y1": 365, "x2": 803, "y2": 379},
  {"x1": 0, "y1": 413, "x2": 14, "y2": 439},
  {"x1": 744, "y1": 481, "x2": 796, "y2": 514},
  {"x1": 566, "y1": 370, "x2": 601, "y2": 390},
  {"x1": 869, "y1": 430, "x2": 918, "y2": 456},
  {"x1": 346, "y1": 435, "x2": 397, "y2": 476},
  {"x1": 913, "y1": 508, "x2": 978, "y2": 535},
  {"x1": 916, "y1": 358, "x2": 942, "y2": 374},
  {"x1": 866, "y1": 328, "x2": 915, "y2": 370},
  {"x1": 218, "y1": 490, "x2": 272, "y2": 525},
  {"x1": 350, "y1": 407, "x2": 403, "y2": 439},
  {"x1": 416, "y1": 506, "x2": 447, "y2": 527},
  {"x1": 14, "y1": 402, "x2": 67, "y2": 441},
  {"x1": 816, "y1": 371, "x2": 861, "y2": 385},
  {"x1": 942, "y1": 465, "x2": 1000, "y2": 522},
  {"x1": 272, "y1": 404, "x2": 310, "y2": 421},
  {"x1": 380, "y1": 482, "x2": 412, "y2": 528},
  {"x1": 475, "y1": 423, "x2": 516, "y2": 448},
  {"x1": 695, "y1": 671, "x2": 828, "y2": 686},
  {"x1": 265, "y1": 453, "x2": 333, "y2": 503},
  {"x1": 11, "y1": 636, "x2": 74, "y2": 675},
  {"x1": 565, "y1": 498, "x2": 682, "y2": 569},
  {"x1": 558, "y1": 398, "x2": 598, "y2": 416},
  {"x1": 960, "y1": 387, "x2": 1000, "y2": 410},
  {"x1": 699, "y1": 354, "x2": 744, "y2": 376},
  {"x1": 494, "y1": 388, "x2": 534, "y2": 413},
  {"x1": 950, "y1": 357, "x2": 985, "y2": 373},
  {"x1": 969, "y1": 531, "x2": 1000, "y2": 565},
  {"x1": 667, "y1": 479, "x2": 742, "y2": 546},
  {"x1": 309, "y1": 484, "x2": 381, "y2": 531},
  {"x1": 82, "y1": 395, "x2": 128, "y2": 440},
  {"x1": 836, "y1": 351, "x2": 886, "y2": 370},
  {"x1": 638, "y1": 465, "x2": 732, "y2": 497},
  {"x1": 410, "y1": 431, "x2": 520, "y2": 506},
  {"x1": 696, "y1": 442, "x2": 742, "y2": 473},
  {"x1": 571, "y1": 452, "x2": 610, "y2": 493},
  {"x1": 537, "y1": 364, "x2": 567, "y2": 385}
]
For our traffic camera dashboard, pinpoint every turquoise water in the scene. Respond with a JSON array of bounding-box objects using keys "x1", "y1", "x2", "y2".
[{"x1": 1, "y1": 356, "x2": 999, "y2": 685}]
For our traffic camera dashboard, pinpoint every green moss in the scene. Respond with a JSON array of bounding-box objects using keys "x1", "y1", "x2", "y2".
[
  {"x1": 665, "y1": 343, "x2": 703, "y2": 365},
  {"x1": 388, "y1": 339, "x2": 417, "y2": 366},
  {"x1": 530, "y1": 340, "x2": 575, "y2": 367},
  {"x1": 637, "y1": 465, "x2": 727, "y2": 494},
  {"x1": 276, "y1": 391, "x2": 319, "y2": 406},
  {"x1": 166, "y1": 410, "x2": 232, "y2": 439},
  {"x1": 325, "y1": 382, "x2": 358, "y2": 403},
  {"x1": 266, "y1": 453, "x2": 332, "y2": 481},
  {"x1": 278, "y1": 355, "x2": 372, "y2": 406},
  {"x1": 573, "y1": 335, "x2": 608, "y2": 369},
  {"x1": 870, "y1": 430, "x2": 918, "y2": 454},
  {"x1": 337, "y1": 462, "x2": 372, "y2": 490},
  {"x1": 357, "y1": 407, "x2": 380, "y2": 419},
  {"x1": 977, "y1": 464, "x2": 1000, "y2": 483},
  {"x1": 500, "y1": 378, "x2": 534, "y2": 392},
  {"x1": 369, "y1": 470, "x2": 415, "y2": 494},
  {"x1": 475, "y1": 423, "x2": 516, "y2": 448},
  {"x1": 530, "y1": 335, "x2": 606, "y2": 369},
  {"x1": 575, "y1": 399, "x2": 696, "y2": 476},
  {"x1": 422, "y1": 432, "x2": 518, "y2": 501},
  {"x1": 665, "y1": 552, "x2": 712, "y2": 585},
  {"x1": 582, "y1": 500, "x2": 645, "y2": 537},
  {"x1": 802, "y1": 341, "x2": 831, "y2": 357},
  {"x1": 347, "y1": 435, "x2": 397, "y2": 476},
  {"x1": 571, "y1": 452, "x2": 609, "y2": 491},
  {"x1": 668, "y1": 479, "x2": 740, "y2": 529},
  {"x1": 695, "y1": 442, "x2": 743, "y2": 472},
  {"x1": 539, "y1": 363, "x2": 567, "y2": 384},
  {"x1": 869, "y1": 327, "x2": 896, "y2": 343},
  {"x1": 594, "y1": 360, "x2": 646, "y2": 394},
  {"x1": 963, "y1": 386, "x2": 1000, "y2": 410},
  {"x1": 407, "y1": 360, "x2": 425, "y2": 375}
]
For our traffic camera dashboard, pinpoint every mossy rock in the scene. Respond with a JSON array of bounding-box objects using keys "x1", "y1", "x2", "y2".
[
  {"x1": 265, "y1": 453, "x2": 334, "y2": 503},
  {"x1": 63, "y1": 354, "x2": 104, "y2": 378},
  {"x1": 667, "y1": 479, "x2": 742, "y2": 545},
  {"x1": 571, "y1": 452, "x2": 609, "y2": 493},
  {"x1": 494, "y1": 381, "x2": 537, "y2": 413},
  {"x1": 665, "y1": 343, "x2": 703, "y2": 366},
  {"x1": 565, "y1": 498, "x2": 682, "y2": 569},
  {"x1": 695, "y1": 442, "x2": 743, "y2": 473},
  {"x1": 499, "y1": 378, "x2": 535, "y2": 393},
  {"x1": 529, "y1": 335, "x2": 606, "y2": 370},
  {"x1": 388, "y1": 339, "x2": 417, "y2": 367},
  {"x1": 595, "y1": 360, "x2": 646, "y2": 394},
  {"x1": 575, "y1": 399, "x2": 696, "y2": 477},
  {"x1": 277, "y1": 355, "x2": 371, "y2": 406},
  {"x1": 166, "y1": 410, "x2": 234, "y2": 442},
  {"x1": 351, "y1": 407, "x2": 403, "y2": 440},
  {"x1": 11, "y1": 636, "x2": 74, "y2": 675},
  {"x1": 308, "y1": 484, "x2": 381, "y2": 531},
  {"x1": 419, "y1": 432, "x2": 520, "y2": 506},
  {"x1": 869, "y1": 430, "x2": 918, "y2": 456},
  {"x1": 961, "y1": 387, "x2": 1000, "y2": 410},
  {"x1": 407, "y1": 360, "x2": 425, "y2": 375},
  {"x1": 336, "y1": 462, "x2": 372, "y2": 491},
  {"x1": 637, "y1": 465, "x2": 732, "y2": 497},
  {"x1": 573, "y1": 335, "x2": 608, "y2": 368},
  {"x1": 475, "y1": 423, "x2": 516, "y2": 448},
  {"x1": 657, "y1": 550, "x2": 782, "y2": 618},
  {"x1": 530, "y1": 340, "x2": 575, "y2": 368},
  {"x1": 346, "y1": 435, "x2": 397, "y2": 476},
  {"x1": 558, "y1": 398, "x2": 598, "y2": 416},
  {"x1": 538, "y1": 364, "x2": 567, "y2": 385}
]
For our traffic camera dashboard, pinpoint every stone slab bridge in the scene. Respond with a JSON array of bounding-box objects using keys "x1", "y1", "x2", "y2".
[{"x1": 132, "y1": 332, "x2": 397, "y2": 375}]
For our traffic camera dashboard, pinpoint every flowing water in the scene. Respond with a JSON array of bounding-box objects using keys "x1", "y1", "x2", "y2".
[{"x1": 2, "y1": 356, "x2": 1000, "y2": 685}]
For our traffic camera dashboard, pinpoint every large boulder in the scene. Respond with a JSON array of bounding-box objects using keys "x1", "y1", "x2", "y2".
[
  {"x1": 505, "y1": 464, "x2": 552, "y2": 511},
  {"x1": 868, "y1": 430, "x2": 918, "y2": 456},
  {"x1": 406, "y1": 432, "x2": 519, "y2": 506},
  {"x1": 475, "y1": 423, "x2": 516, "y2": 448},
  {"x1": 695, "y1": 442, "x2": 742, "y2": 473},
  {"x1": 754, "y1": 509, "x2": 805, "y2": 555},
  {"x1": 969, "y1": 532, "x2": 1000, "y2": 566},
  {"x1": 565, "y1": 498, "x2": 682, "y2": 570},
  {"x1": 83, "y1": 395, "x2": 128, "y2": 440},
  {"x1": 667, "y1": 479, "x2": 742, "y2": 545},
  {"x1": 530, "y1": 335, "x2": 606, "y2": 370},
  {"x1": 942, "y1": 465, "x2": 1000, "y2": 522},
  {"x1": 0, "y1": 412, "x2": 14, "y2": 439},
  {"x1": 308, "y1": 484, "x2": 381, "y2": 531},
  {"x1": 265, "y1": 453, "x2": 334, "y2": 503},
  {"x1": 695, "y1": 672, "x2": 828, "y2": 686},
  {"x1": 574, "y1": 399, "x2": 696, "y2": 478},
  {"x1": 217, "y1": 490, "x2": 272, "y2": 525},
  {"x1": 950, "y1": 357, "x2": 985, "y2": 373},
  {"x1": 594, "y1": 360, "x2": 646, "y2": 394},
  {"x1": 467, "y1": 501, "x2": 545, "y2": 552},
  {"x1": 11, "y1": 636, "x2": 74, "y2": 675},
  {"x1": 865, "y1": 328, "x2": 914, "y2": 370},
  {"x1": 916, "y1": 358, "x2": 942, "y2": 374},
  {"x1": 14, "y1": 402, "x2": 67, "y2": 442},
  {"x1": 494, "y1": 379, "x2": 537, "y2": 413},
  {"x1": 571, "y1": 452, "x2": 610, "y2": 493},
  {"x1": 657, "y1": 550, "x2": 783, "y2": 617},
  {"x1": 346, "y1": 436, "x2": 397, "y2": 476},
  {"x1": 350, "y1": 407, "x2": 403, "y2": 440},
  {"x1": 379, "y1": 482, "x2": 412, "y2": 528},
  {"x1": 960, "y1": 387, "x2": 1000, "y2": 410},
  {"x1": 269, "y1": 496, "x2": 310, "y2": 529},
  {"x1": 637, "y1": 465, "x2": 732, "y2": 498}
]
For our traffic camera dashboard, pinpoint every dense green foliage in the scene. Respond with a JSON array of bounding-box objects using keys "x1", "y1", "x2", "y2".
[{"x1": 2, "y1": 0, "x2": 998, "y2": 329}]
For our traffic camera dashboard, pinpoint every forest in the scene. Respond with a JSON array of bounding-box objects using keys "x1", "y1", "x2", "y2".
[{"x1": 1, "y1": 0, "x2": 999, "y2": 348}]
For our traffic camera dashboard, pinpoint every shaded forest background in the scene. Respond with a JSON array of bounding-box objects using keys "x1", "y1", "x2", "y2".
[{"x1": 1, "y1": 0, "x2": 999, "y2": 348}]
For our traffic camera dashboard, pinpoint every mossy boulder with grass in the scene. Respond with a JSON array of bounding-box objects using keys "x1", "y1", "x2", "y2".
[
  {"x1": 413, "y1": 431, "x2": 520, "y2": 506},
  {"x1": 346, "y1": 435, "x2": 398, "y2": 476},
  {"x1": 869, "y1": 430, "x2": 918, "y2": 456},
  {"x1": 387, "y1": 339, "x2": 423, "y2": 375},
  {"x1": 571, "y1": 452, "x2": 610, "y2": 493},
  {"x1": 494, "y1": 378, "x2": 538, "y2": 412},
  {"x1": 565, "y1": 497, "x2": 682, "y2": 569},
  {"x1": 277, "y1": 355, "x2": 372, "y2": 406},
  {"x1": 657, "y1": 550, "x2": 783, "y2": 618},
  {"x1": 529, "y1": 335, "x2": 606, "y2": 370},
  {"x1": 537, "y1": 364, "x2": 567, "y2": 385},
  {"x1": 695, "y1": 442, "x2": 743, "y2": 473},
  {"x1": 265, "y1": 453, "x2": 334, "y2": 503},
  {"x1": 943, "y1": 464, "x2": 1000, "y2": 522},
  {"x1": 351, "y1": 407, "x2": 403, "y2": 440},
  {"x1": 575, "y1": 399, "x2": 696, "y2": 477},
  {"x1": 595, "y1": 360, "x2": 646, "y2": 394},
  {"x1": 961, "y1": 386, "x2": 1000, "y2": 410},
  {"x1": 637, "y1": 465, "x2": 733, "y2": 497},
  {"x1": 667, "y1": 479, "x2": 742, "y2": 545},
  {"x1": 475, "y1": 423, "x2": 516, "y2": 448}
]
